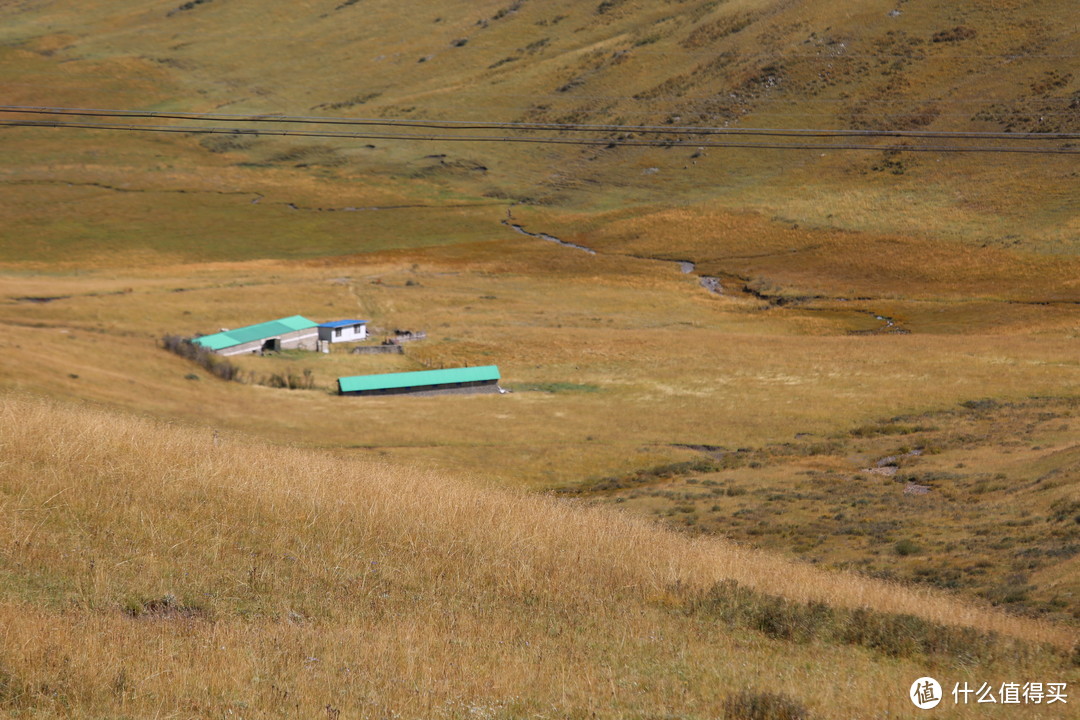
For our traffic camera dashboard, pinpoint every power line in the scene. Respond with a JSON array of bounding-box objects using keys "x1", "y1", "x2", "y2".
[
  {"x1": 2, "y1": 105, "x2": 1076, "y2": 141},
  {"x1": 626, "y1": 50, "x2": 1079, "y2": 60},
  {"x1": 4, "y1": 118, "x2": 1076, "y2": 154},
  {"x1": 443, "y1": 91, "x2": 1080, "y2": 105}
]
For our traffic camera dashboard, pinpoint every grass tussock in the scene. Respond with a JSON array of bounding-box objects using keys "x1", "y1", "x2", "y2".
[{"x1": 0, "y1": 395, "x2": 1074, "y2": 717}]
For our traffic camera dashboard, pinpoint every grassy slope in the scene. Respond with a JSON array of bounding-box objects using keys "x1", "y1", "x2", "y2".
[
  {"x1": 570, "y1": 397, "x2": 1080, "y2": 623},
  {"x1": 0, "y1": 2, "x2": 1078, "y2": 715},
  {"x1": 0, "y1": 396, "x2": 1074, "y2": 719},
  {"x1": 1, "y1": 0, "x2": 1077, "y2": 252}
]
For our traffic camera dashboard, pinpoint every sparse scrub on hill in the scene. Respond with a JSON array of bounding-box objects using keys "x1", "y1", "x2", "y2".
[
  {"x1": 595, "y1": 397, "x2": 1080, "y2": 622},
  {"x1": 681, "y1": 13, "x2": 757, "y2": 49},
  {"x1": 268, "y1": 144, "x2": 347, "y2": 168},
  {"x1": 491, "y1": 1, "x2": 524, "y2": 22},
  {"x1": 596, "y1": 0, "x2": 629, "y2": 16},
  {"x1": 932, "y1": 26, "x2": 978, "y2": 43},
  {"x1": 199, "y1": 133, "x2": 255, "y2": 154}
]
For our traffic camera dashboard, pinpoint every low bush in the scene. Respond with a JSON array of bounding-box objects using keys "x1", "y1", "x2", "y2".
[
  {"x1": 558, "y1": 460, "x2": 719, "y2": 494},
  {"x1": 893, "y1": 539, "x2": 922, "y2": 556},
  {"x1": 685, "y1": 579, "x2": 1043, "y2": 664},
  {"x1": 261, "y1": 369, "x2": 316, "y2": 390},
  {"x1": 724, "y1": 690, "x2": 811, "y2": 720},
  {"x1": 161, "y1": 335, "x2": 243, "y2": 382}
]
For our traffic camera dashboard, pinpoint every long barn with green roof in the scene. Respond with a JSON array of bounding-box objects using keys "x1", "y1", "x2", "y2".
[
  {"x1": 338, "y1": 366, "x2": 501, "y2": 397},
  {"x1": 192, "y1": 315, "x2": 319, "y2": 356}
]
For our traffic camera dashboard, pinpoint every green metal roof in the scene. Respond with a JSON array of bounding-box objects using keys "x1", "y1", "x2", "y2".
[
  {"x1": 338, "y1": 366, "x2": 500, "y2": 394},
  {"x1": 193, "y1": 315, "x2": 317, "y2": 351}
]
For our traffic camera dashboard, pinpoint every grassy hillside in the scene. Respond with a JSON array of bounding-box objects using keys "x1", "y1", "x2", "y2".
[
  {"x1": 567, "y1": 396, "x2": 1080, "y2": 623},
  {"x1": 0, "y1": 396, "x2": 1075, "y2": 718},
  {"x1": 0, "y1": 0, "x2": 1077, "y2": 254},
  {"x1": 0, "y1": 1, "x2": 1077, "y2": 715}
]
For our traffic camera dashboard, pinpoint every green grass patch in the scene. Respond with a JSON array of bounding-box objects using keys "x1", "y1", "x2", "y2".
[
  {"x1": 559, "y1": 459, "x2": 720, "y2": 494},
  {"x1": 683, "y1": 579, "x2": 1053, "y2": 665},
  {"x1": 509, "y1": 382, "x2": 602, "y2": 393}
]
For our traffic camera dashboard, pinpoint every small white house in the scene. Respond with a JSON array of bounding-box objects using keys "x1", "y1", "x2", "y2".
[{"x1": 318, "y1": 319, "x2": 368, "y2": 343}]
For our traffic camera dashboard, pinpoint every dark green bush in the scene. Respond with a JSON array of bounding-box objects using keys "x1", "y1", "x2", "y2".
[{"x1": 893, "y1": 539, "x2": 922, "y2": 556}]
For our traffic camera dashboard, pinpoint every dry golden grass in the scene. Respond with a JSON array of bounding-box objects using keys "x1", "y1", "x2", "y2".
[
  {"x1": 2, "y1": 248, "x2": 1077, "y2": 489},
  {"x1": 587, "y1": 397, "x2": 1080, "y2": 621},
  {"x1": 0, "y1": 395, "x2": 1075, "y2": 718},
  {"x1": 1, "y1": 2, "x2": 1078, "y2": 714}
]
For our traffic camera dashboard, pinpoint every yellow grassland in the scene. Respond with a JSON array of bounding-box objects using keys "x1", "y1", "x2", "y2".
[
  {"x1": 0, "y1": 0, "x2": 1078, "y2": 716},
  {"x1": 1, "y1": 242, "x2": 1077, "y2": 488},
  {"x1": 0, "y1": 395, "x2": 1075, "y2": 718}
]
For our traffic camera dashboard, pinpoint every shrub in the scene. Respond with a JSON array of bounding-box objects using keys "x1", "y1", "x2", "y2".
[
  {"x1": 260, "y1": 368, "x2": 315, "y2": 390},
  {"x1": 724, "y1": 690, "x2": 811, "y2": 720},
  {"x1": 597, "y1": 0, "x2": 628, "y2": 14},
  {"x1": 172, "y1": 0, "x2": 212, "y2": 12},
  {"x1": 685, "y1": 579, "x2": 1030, "y2": 664},
  {"x1": 960, "y1": 398, "x2": 1000, "y2": 411},
  {"x1": 161, "y1": 335, "x2": 243, "y2": 382},
  {"x1": 893, "y1": 539, "x2": 922, "y2": 556},
  {"x1": 932, "y1": 26, "x2": 977, "y2": 43},
  {"x1": 557, "y1": 460, "x2": 719, "y2": 494}
]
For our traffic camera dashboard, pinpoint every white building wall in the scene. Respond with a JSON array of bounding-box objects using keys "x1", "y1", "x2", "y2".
[
  {"x1": 217, "y1": 329, "x2": 319, "y2": 356},
  {"x1": 320, "y1": 324, "x2": 367, "y2": 343}
]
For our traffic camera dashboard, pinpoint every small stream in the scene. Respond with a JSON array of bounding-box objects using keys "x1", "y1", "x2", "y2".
[
  {"x1": 503, "y1": 220, "x2": 731, "y2": 299},
  {"x1": 698, "y1": 276, "x2": 723, "y2": 295},
  {"x1": 503, "y1": 221, "x2": 597, "y2": 255},
  {"x1": 500, "y1": 222, "x2": 911, "y2": 329}
]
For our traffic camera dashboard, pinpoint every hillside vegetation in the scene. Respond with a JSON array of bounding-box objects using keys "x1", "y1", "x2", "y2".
[
  {"x1": 0, "y1": 1, "x2": 1077, "y2": 716},
  {"x1": 0, "y1": 396, "x2": 1075, "y2": 718},
  {"x1": 0, "y1": 0, "x2": 1077, "y2": 255}
]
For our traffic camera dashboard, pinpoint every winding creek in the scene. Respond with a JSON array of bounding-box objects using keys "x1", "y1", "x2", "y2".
[
  {"x1": 502, "y1": 220, "x2": 597, "y2": 255},
  {"x1": 501, "y1": 219, "x2": 910, "y2": 334}
]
